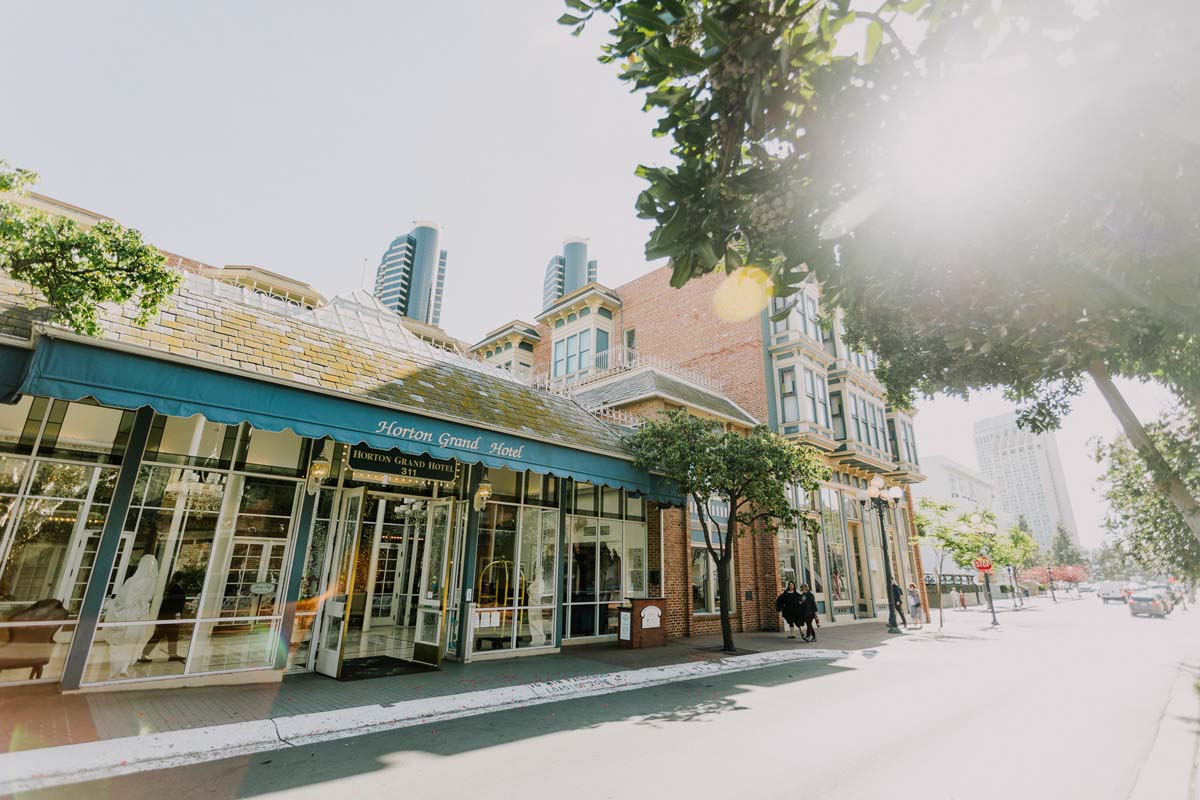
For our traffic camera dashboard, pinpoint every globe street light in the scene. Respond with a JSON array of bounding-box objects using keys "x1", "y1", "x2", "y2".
[{"x1": 860, "y1": 475, "x2": 905, "y2": 635}]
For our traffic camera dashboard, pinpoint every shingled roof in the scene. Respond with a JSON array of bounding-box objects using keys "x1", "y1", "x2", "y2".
[
  {"x1": 572, "y1": 367, "x2": 759, "y2": 427},
  {"x1": 0, "y1": 274, "x2": 636, "y2": 457}
]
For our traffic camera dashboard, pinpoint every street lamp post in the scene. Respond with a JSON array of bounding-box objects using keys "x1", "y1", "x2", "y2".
[{"x1": 860, "y1": 476, "x2": 905, "y2": 635}]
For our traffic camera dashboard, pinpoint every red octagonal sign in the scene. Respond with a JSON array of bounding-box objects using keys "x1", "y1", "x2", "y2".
[{"x1": 973, "y1": 557, "x2": 993, "y2": 573}]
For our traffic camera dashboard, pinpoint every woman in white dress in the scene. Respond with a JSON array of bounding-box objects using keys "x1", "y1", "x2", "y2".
[{"x1": 104, "y1": 554, "x2": 159, "y2": 678}]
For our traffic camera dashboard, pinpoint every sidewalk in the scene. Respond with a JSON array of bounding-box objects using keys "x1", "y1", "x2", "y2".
[{"x1": 0, "y1": 622, "x2": 894, "y2": 757}]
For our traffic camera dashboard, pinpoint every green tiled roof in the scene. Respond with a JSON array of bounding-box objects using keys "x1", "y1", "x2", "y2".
[
  {"x1": 573, "y1": 368, "x2": 758, "y2": 426},
  {"x1": 0, "y1": 275, "x2": 634, "y2": 457}
]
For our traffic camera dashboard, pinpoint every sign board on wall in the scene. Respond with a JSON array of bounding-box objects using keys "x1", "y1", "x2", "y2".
[{"x1": 348, "y1": 445, "x2": 458, "y2": 484}]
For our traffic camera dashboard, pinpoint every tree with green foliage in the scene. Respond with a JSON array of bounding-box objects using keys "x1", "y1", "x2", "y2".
[
  {"x1": 1, "y1": 160, "x2": 178, "y2": 336},
  {"x1": 1094, "y1": 409, "x2": 1200, "y2": 584},
  {"x1": 1089, "y1": 540, "x2": 1133, "y2": 583},
  {"x1": 913, "y1": 497, "x2": 962, "y2": 630},
  {"x1": 997, "y1": 522, "x2": 1039, "y2": 606},
  {"x1": 562, "y1": 0, "x2": 1200, "y2": 545},
  {"x1": 626, "y1": 409, "x2": 829, "y2": 650},
  {"x1": 1050, "y1": 523, "x2": 1084, "y2": 569}
]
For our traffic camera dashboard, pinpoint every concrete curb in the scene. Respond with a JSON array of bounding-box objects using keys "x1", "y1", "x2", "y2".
[
  {"x1": 1129, "y1": 663, "x2": 1200, "y2": 800},
  {"x1": 0, "y1": 646, "x2": 852, "y2": 793}
]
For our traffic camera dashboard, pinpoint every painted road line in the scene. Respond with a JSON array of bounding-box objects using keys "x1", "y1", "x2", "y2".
[{"x1": 0, "y1": 647, "x2": 852, "y2": 793}]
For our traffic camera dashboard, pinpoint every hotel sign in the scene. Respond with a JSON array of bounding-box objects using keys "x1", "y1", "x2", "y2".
[
  {"x1": 348, "y1": 445, "x2": 458, "y2": 484},
  {"x1": 374, "y1": 419, "x2": 527, "y2": 460}
]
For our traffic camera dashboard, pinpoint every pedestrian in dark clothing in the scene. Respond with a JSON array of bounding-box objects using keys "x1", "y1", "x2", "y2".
[
  {"x1": 776, "y1": 581, "x2": 804, "y2": 638},
  {"x1": 138, "y1": 574, "x2": 187, "y2": 664},
  {"x1": 797, "y1": 584, "x2": 818, "y2": 642},
  {"x1": 891, "y1": 581, "x2": 909, "y2": 628}
]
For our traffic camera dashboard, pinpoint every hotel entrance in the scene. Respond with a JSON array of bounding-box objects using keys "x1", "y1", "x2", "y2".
[{"x1": 315, "y1": 487, "x2": 456, "y2": 679}]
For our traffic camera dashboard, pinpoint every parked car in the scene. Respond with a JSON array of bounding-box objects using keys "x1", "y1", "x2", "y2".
[
  {"x1": 1097, "y1": 582, "x2": 1127, "y2": 604},
  {"x1": 1079, "y1": 583, "x2": 1095, "y2": 593},
  {"x1": 1129, "y1": 593, "x2": 1168, "y2": 618}
]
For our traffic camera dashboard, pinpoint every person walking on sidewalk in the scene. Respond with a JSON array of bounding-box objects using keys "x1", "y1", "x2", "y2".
[
  {"x1": 891, "y1": 580, "x2": 909, "y2": 628},
  {"x1": 797, "y1": 584, "x2": 818, "y2": 642},
  {"x1": 907, "y1": 583, "x2": 924, "y2": 628},
  {"x1": 776, "y1": 581, "x2": 805, "y2": 639}
]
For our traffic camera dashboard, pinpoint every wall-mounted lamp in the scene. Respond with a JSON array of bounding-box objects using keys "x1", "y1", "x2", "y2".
[
  {"x1": 473, "y1": 479, "x2": 493, "y2": 512},
  {"x1": 306, "y1": 456, "x2": 331, "y2": 495}
]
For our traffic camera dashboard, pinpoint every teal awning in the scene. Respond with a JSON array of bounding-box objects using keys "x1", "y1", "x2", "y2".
[
  {"x1": 11, "y1": 336, "x2": 679, "y2": 503},
  {"x1": 0, "y1": 342, "x2": 32, "y2": 403}
]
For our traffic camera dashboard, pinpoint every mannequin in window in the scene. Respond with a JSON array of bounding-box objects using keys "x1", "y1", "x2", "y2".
[{"x1": 104, "y1": 555, "x2": 158, "y2": 678}]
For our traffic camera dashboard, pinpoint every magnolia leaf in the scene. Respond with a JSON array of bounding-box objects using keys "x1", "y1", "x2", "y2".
[{"x1": 864, "y1": 19, "x2": 883, "y2": 62}]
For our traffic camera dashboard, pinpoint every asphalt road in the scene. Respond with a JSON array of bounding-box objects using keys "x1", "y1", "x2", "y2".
[{"x1": 22, "y1": 596, "x2": 1200, "y2": 800}]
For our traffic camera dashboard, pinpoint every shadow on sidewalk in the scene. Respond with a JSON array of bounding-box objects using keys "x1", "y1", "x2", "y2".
[
  {"x1": 0, "y1": 621, "x2": 907, "y2": 756},
  {"x1": 34, "y1": 658, "x2": 851, "y2": 800}
]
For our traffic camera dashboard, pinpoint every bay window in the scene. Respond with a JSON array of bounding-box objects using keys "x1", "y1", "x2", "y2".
[{"x1": 779, "y1": 367, "x2": 800, "y2": 423}]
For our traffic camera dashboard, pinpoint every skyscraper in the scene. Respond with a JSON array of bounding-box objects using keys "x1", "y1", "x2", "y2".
[
  {"x1": 542, "y1": 237, "x2": 598, "y2": 310},
  {"x1": 374, "y1": 222, "x2": 447, "y2": 326},
  {"x1": 973, "y1": 412, "x2": 1079, "y2": 549}
]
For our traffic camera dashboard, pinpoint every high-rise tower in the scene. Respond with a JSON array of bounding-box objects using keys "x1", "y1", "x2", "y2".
[
  {"x1": 973, "y1": 412, "x2": 1079, "y2": 549},
  {"x1": 542, "y1": 237, "x2": 598, "y2": 310},
  {"x1": 374, "y1": 222, "x2": 447, "y2": 326}
]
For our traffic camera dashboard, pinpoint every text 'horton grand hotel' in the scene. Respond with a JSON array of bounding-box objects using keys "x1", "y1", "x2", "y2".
[{"x1": 0, "y1": 200, "x2": 924, "y2": 693}]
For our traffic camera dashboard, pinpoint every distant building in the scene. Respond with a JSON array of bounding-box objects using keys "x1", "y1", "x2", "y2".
[
  {"x1": 542, "y1": 237, "x2": 597, "y2": 310},
  {"x1": 374, "y1": 222, "x2": 447, "y2": 326},
  {"x1": 974, "y1": 412, "x2": 1079, "y2": 549},
  {"x1": 913, "y1": 455, "x2": 1014, "y2": 582}
]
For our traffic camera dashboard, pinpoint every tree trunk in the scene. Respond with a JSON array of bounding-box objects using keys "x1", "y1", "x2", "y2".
[
  {"x1": 1089, "y1": 359, "x2": 1200, "y2": 546},
  {"x1": 716, "y1": 554, "x2": 736, "y2": 652},
  {"x1": 935, "y1": 570, "x2": 944, "y2": 631}
]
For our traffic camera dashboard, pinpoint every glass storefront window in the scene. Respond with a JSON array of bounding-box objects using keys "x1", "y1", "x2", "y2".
[
  {"x1": 803, "y1": 524, "x2": 824, "y2": 599},
  {"x1": 523, "y1": 472, "x2": 558, "y2": 508},
  {"x1": 600, "y1": 487, "x2": 621, "y2": 518},
  {"x1": 574, "y1": 483, "x2": 596, "y2": 514},
  {"x1": 80, "y1": 420, "x2": 306, "y2": 685},
  {"x1": 598, "y1": 520, "x2": 621, "y2": 603},
  {"x1": 821, "y1": 488, "x2": 852, "y2": 615},
  {"x1": 518, "y1": 508, "x2": 556, "y2": 606},
  {"x1": 778, "y1": 530, "x2": 800, "y2": 590},
  {"x1": 146, "y1": 415, "x2": 233, "y2": 468},
  {"x1": 239, "y1": 428, "x2": 309, "y2": 477},
  {"x1": 691, "y1": 547, "x2": 717, "y2": 613},
  {"x1": 469, "y1": 483, "x2": 558, "y2": 651},
  {"x1": 623, "y1": 521, "x2": 647, "y2": 598},
  {"x1": 475, "y1": 503, "x2": 518, "y2": 614},
  {"x1": 486, "y1": 468, "x2": 521, "y2": 503},
  {"x1": 0, "y1": 396, "x2": 34, "y2": 453}
]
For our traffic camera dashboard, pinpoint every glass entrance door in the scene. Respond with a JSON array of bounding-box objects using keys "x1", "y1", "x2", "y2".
[
  {"x1": 315, "y1": 487, "x2": 365, "y2": 678},
  {"x1": 367, "y1": 541, "x2": 402, "y2": 627},
  {"x1": 412, "y1": 500, "x2": 452, "y2": 666},
  {"x1": 220, "y1": 538, "x2": 286, "y2": 618}
]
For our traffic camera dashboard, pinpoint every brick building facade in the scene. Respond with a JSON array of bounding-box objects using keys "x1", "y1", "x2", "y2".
[{"x1": 472, "y1": 257, "x2": 928, "y2": 641}]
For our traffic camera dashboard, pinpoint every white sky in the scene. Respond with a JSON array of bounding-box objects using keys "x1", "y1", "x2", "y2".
[{"x1": 1, "y1": 1, "x2": 1176, "y2": 549}]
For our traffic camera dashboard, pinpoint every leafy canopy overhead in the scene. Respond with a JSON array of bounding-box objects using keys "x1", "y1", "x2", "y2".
[
  {"x1": 1, "y1": 160, "x2": 178, "y2": 336},
  {"x1": 564, "y1": 0, "x2": 1200, "y2": 422}
]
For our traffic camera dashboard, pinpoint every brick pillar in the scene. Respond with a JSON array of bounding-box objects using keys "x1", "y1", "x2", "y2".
[{"x1": 654, "y1": 503, "x2": 693, "y2": 639}]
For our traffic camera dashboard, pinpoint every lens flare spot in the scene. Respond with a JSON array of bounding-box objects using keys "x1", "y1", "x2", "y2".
[{"x1": 713, "y1": 267, "x2": 773, "y2": 322}]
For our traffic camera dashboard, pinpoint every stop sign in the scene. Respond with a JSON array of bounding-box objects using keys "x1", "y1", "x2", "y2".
[{"x1": 973, "y1": 556, "x2": 993, "y2": 573}]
